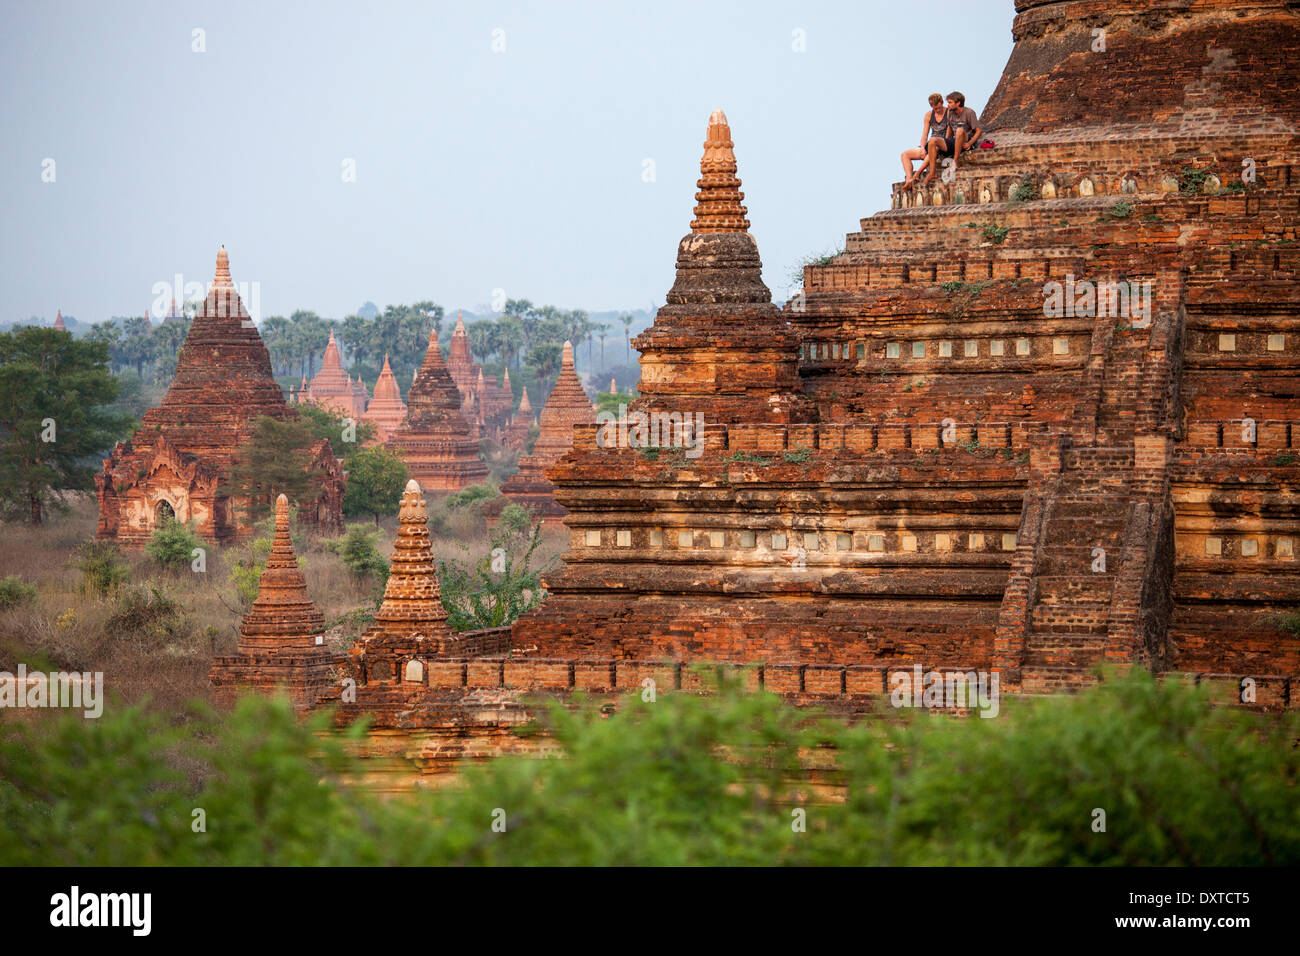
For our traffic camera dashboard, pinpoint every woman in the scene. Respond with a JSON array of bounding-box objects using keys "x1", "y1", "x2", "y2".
[{"x1": 901, "y1": 93, "x2": 948, "y2": 187}]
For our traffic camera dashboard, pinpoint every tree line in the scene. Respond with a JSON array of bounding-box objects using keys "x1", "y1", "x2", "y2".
[{"x1": 78, "y1": 299, "x2": 638, "y2": 403}]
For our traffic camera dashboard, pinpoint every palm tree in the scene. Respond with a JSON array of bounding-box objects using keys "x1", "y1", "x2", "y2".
[
  {"x1": 121, "y1": 315, "x2": 155, "y2": 379},
  {"x1": 596, "y1": 323, "x2": 609, "y2": 369},
  {"x1": 619, "y1": 314, "x2": 634, "y2": 363},
  {"x1": 338, "y1": 314, "x2": 371, "y2": 368}
]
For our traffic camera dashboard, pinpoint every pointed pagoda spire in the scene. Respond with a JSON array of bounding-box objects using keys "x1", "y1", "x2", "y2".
[
  {"x1": 53, "y1": 309, "x2": 66, "y2": 331},
  {"x1": 454, "y1": 310, "x2": 465, "y2": 334},
  {"x1": 236, "y1": 494, "x2": 325, "y2": 650},
  {"x1": 610, "y1": 377, "x2": 617, "y2": 394},
  {"x1": 476, "y1": 367, "x2": 485, "y2": 391},
  {"x1": 213, "y1": 244, "x2": 234, "y2": 289},
  {"x1": 503, "y1": 366, "x2": 511, "y2": 388},
  {"x1": 370, "y1": 480, "x2": 450, "y2": 630},
  {"x1": 321, "y1": 329, "x2": 344, "y2": 371},
  {"x1": 518, "y1": 388, "x2": 532, "y2": 413},
  {"x1": 689, "y1": 109, "x2": 749, "y2": 234}
]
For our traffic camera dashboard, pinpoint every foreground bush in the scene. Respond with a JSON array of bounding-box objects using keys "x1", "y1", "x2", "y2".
[
  {"x1": 0, "y1": 575, "x2": 37, "y2": 611},
  {"x1": 145, "y1": 519, "x2": 204, "y2": 571},
  {"x1": 0, "y1": 669, "x2": 1295, "y2": 865}
]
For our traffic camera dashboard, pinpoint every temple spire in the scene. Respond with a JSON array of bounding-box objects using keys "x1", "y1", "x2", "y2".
[
  {"x1": 213, "y1": 245, "x2": 233, "y2": 289},
  {"x1": 689, "y1": 109, "x2": 749, "y2": 234},
  {"x1": 53, "y1": 309, "x2": 66, "y2": 331}
]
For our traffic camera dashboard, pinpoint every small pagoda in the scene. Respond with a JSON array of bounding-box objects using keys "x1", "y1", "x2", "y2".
[
  {"x1": 496, "y1": 340, "x2": 595, "y2": 524},
  {"x1": 386, "y1": 330, "x2": 489, "y2": 492},
  {"x1": 209, "y1": 493, "x2": 335, "y2": 712}
]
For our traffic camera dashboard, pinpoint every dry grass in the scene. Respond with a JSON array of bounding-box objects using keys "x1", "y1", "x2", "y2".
[{"x1": 0, "y1": 492, "x2": 570, "y2": 720}]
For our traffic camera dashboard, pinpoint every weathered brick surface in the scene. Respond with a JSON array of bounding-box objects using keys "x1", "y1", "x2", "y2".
[
  {"x1": 283, "y1": 1, "x2": 1300, "y2": 786},
  {"x1": 96, "y1": 247, "x2": 345, "y2": 546},
  {"x1": 386, "y1": 330, "x2": 489, "y2": 492}
]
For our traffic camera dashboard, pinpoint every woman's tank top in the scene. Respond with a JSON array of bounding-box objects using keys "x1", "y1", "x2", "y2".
[{"x1": 928, "y1": 109, "x2": 948, "y2": 138}]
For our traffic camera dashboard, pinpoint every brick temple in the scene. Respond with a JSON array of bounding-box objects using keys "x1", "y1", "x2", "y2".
[
  {"x1": 210, "y1": 494, "x2": 333, "y2": 711},
  {"x1": 494, "y1": 340, "x2": 596, "y2": 524},
  {"x1": 386, "y1": 329, "x2": 490, "y2": 492},
  {"x1": 299, "y1": 329, "x2": 368, "y2": 419},
  {"x1": 212, "y1": 0, "x2": 1299, "y2": 786},
  {"x1": 361, "y1": 353, "x2": 408, "y2": 442},
  {"x1": 95, "y1": 247, "x2": 345, "y2": 546},
  {"x1": 446, "y1": 311, "x2": 514, "y2": 444}
]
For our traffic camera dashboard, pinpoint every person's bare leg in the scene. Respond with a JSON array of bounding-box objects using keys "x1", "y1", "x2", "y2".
[
  {"x1": 922, "y1": 139, "x2": 944, "y2": 186},
  {"x1": 901, "y1": 147, "x2": 925, "y2": 186},
  {"x1": 950, "y1": 130, "x2": 968, "y2": 174}
]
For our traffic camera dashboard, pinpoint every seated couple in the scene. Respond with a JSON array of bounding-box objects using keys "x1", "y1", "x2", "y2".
[{"x1": 901, "y1": 91, "x2": 983, "y2": 188}]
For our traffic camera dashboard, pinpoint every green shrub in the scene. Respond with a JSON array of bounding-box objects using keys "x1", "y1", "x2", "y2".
[
  {"x1": 324, "y1": 525, "x2": 388, "y2": 586},
  {"x1": 445, "y1": 482, "x2": 498, "y2": 510},
  {"x1": 437, "y1": 505, "x2": 548, "y2": 630},
  {"x1": 230, "y1": 535, "x2": 274, "y2": 607},
  {"x1": 73, "y1": 540, "x2": 128, "y2": 596},
  {"x1": 104, "y1": 585, "x2": 186, "y2": 645},
  {"x1": 144, "y1": 519, "x2": 204, "y2": 571},
  {"x1": 0, "y1": 575, "x2": 37, "y2": 611},
  {"x1": 0, "y1": 669, "x2": 1296, "y2": 865}
]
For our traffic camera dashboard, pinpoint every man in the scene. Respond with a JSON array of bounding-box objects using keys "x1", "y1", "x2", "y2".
[{"x1": 922, "y1": 91, "x2": 982, "y2": 186}]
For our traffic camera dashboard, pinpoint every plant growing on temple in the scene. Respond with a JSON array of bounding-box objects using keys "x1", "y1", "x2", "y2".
[
  {"x1": 1009, "y1": 174, "x2": 1038, "y2": 202},
  {"x1": 1102, "y1": 200, "x2": 1133, "y2": 220},
  {"x1": 0, "y1": 327, "x2": 135, "y2": 524},
  {"x1": 437, "y1": 504, "x2": 548, "y2": 630},
  {"x1": 324, "y1": 525, "x2": 388, "y2": 588},
  {"x1": 145, "y1": 519, "x2": 204, "y2": 571},
  {"x1": 73, "y1": 540, "x2": 129, "y2": 596},
  {"x1": 982, "y1": 224, "x2": 1010, "y2": 244},
  {"x1": 222, "y1": 414, "x2": 324, "y2": 526},
  {"x1": 341, "y1": 446, "x2": 408, "y2": 525}
]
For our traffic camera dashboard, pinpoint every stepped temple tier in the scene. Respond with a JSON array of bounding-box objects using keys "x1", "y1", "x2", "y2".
[
  {"x1": 386, "y1": 330, "x2": 489, "y2": 492},
  {"x1": 95, "y1": 247, "x2": 345, "y2": 546},
  {"x1": 211, "y1": 0, "x2": 1300, "y2": 786},
  {"x1": 493, "y1": 340, "x2": 596, "y2": 524},
  {"x1": 210, "y1": 494, "x2": 334, "y2": 711},
  {"x1": 514, "y1": 0, "x2": 1299, "y2": 700}
]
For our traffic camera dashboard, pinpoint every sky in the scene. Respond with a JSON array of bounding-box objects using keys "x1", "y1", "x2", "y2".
[{"x1": 1, "y1": 0, "x2": 1013, "y2": 325}]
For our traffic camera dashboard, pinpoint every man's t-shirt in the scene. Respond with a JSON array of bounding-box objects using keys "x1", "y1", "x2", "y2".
[{"x1": 946, "y1": 107, "x2": 980, "y2": 146}]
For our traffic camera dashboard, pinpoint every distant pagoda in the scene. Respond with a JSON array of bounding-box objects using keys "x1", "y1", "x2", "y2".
[
  {"x1": 94, "y1": 247, "x2": 345, "y2": 546},
  {"x1": 386, "y1": 329, "x2": 489, "y2": 492},
  {"x1": 496, "y1": 340, "x2": 595, "y2": 524},
  {"x1": 301, "y1": 329, "x2": 367, "y2": 419},
  {"x1": 361, "y1": 353, "x2": 408, "y2": 442}
]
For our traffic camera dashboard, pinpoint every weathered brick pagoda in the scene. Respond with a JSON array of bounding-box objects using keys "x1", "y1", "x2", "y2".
[
  {"x1": 210, "y1": 494, "x2": 334, "y2": 711},
  {"x1": 516, "y1": 0, "x2": 1299, "y2": 703},
  {"x1": 95, "y1": 247, "x2": 345, "y2": 545},
  {"x1": 360, "y1": 353, "x2": 408, "y2": 442},
  {"x1": 495, "y1": 340, "x2": 596, "y2": 524},
  {"x1": 386, "y1": 329, "x2": 489, "y2": 492},
  {"x1": 300, "y1": 329, "x2": 367, "y2": 419},
  {"x1": 208, "y1": 0, "x2": 1300, "y2": 788}
]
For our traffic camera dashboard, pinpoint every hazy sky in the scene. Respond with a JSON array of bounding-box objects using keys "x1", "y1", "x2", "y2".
[{"x1": 2, "y1": 0, "x2": 1012, "y2": 324}]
